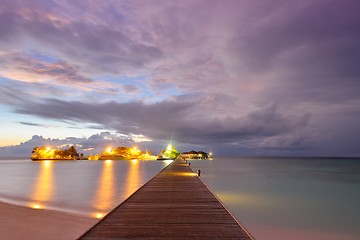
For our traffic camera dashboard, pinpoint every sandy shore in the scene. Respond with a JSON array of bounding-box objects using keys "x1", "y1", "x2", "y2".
[{"x1": 0, "y1": 202, "x2": 97, "y2": 240}]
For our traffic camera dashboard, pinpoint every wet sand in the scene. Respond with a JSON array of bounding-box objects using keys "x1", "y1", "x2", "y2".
[{"x1": 0, "y1": 202, "x2": 97, "y2": 240}]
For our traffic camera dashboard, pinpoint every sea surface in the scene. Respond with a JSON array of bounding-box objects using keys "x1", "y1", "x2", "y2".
[
  {"x1": 191, "y1": 157, "x2": 360, "y2": 240},
  {"x1": 0, "y1": 158, "x2": 170, "y2": 218},
  {"x1": 0, "y1": 157, "x2": 359, "y2": 240}
]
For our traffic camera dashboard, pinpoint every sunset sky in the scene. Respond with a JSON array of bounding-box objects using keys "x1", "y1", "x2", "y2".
[{"x1": 0, "y1": 0, "x2": 359, "y2": 156}]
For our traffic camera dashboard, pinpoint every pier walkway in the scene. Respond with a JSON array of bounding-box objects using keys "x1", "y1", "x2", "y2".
[{"x1": 78, "y1": 159, "x2": 253, "y2": 239}]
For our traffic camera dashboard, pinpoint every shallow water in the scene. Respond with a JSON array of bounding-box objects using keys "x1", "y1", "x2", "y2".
[
  {"x1": 0, "y1": 159, "x2": 169, "y2": 218},
  {"x1": 1, "y1": 157, "x2": 359, "y2": 239},
  {"x1": 192, "y1": 157, "x2": 360, "y2": 240}
]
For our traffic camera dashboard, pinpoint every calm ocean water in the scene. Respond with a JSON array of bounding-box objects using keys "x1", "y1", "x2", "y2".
[
  {"x1": 0, "y1": 157, "x2": 359, "y2": 240},
  {"x1": 192, "y1": 157, "x2": 360, "y2": 240},
  {"x1": 0, "y1": 159, "x2": 170, "y2": 218}
]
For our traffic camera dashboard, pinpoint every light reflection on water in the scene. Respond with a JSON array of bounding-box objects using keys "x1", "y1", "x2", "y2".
[
  {"x1": 30, "y1": 160, "x2": 54, "y2": 209},
  {"x1": 0, "y1": 159, "x2": 167, "y2": 218},
  {"x1": 124, "y1": 160, "x2": 140, "y2": 199},
  {"x1": 93, "y1": 160, "x2": 115, "y2": 218},
  {"x1": 30, "y1": 161, "x2": 54, "y2": 209}
]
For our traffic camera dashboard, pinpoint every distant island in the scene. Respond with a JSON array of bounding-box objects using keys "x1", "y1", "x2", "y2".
[
  {"x1": 30, "y1": 144, "x2": 211, "y2": 161},
  {"x1": 91, "y1": 146, "x2": 157, "y2": 160},
  {"x1": 156, "y1": 144, "x2": 180, "y2": 160},
  {"x1": 31, "y1": 146, "x2": 83, "y2": 160}
]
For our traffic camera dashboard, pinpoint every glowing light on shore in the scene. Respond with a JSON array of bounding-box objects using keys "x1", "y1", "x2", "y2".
[
  {"x1": 95, "y1": 213, "x2": 104, "y2": 218},
  {"x1": 106, "y1": 147, "x2": 112, "y2": 154},
  {"x1": 31, "y1": 204, "x2": 42, "y2": 209},
  {"x1": 130, "y1": 146, "x2": 141, "y2": 157}
]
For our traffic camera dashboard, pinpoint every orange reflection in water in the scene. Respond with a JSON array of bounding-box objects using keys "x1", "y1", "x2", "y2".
[
  {"x1": 30, "y1": 160, "x2": 54, "y2": 209},
  {"x1": 93, "y1": 160, "x2": 115, "y2": 218},
  {"x1": 124, "y1": 160, "x2": 140, "y2": 198}
]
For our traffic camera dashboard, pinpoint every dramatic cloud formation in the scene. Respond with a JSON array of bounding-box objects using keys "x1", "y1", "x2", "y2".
[
  {"x1": 0, "y1": 0, "x2": 360, "y2": 156},
  {"x1": 0, "y1": 132, "x2": 138, "y2": 157}
]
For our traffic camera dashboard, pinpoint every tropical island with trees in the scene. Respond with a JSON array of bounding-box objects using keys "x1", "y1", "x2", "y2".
[
  {"x1": 30, "y1": 144, "x2": 211, "y2": 161},
  {"x1": 31, "y1": 146, "x2": 83, "y2": 160}
]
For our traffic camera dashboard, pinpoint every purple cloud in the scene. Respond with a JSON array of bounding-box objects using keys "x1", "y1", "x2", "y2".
[
  {"x1": 0, "y1": 0, "x2": 163, "y2": 75},
  {"x1": 10, "y1": 96, "x2": 309, "y2": 148},
  {"x1": 0, "y1": 0, "x2": 360, "y2": 156},
  {"x1": 0, "y1": 52, "x2": 92, "y2": 84}
]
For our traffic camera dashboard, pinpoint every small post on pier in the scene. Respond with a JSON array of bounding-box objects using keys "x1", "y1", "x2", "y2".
[{"x1": 197, "y1": 169, "x2": 201, "y2": 176}]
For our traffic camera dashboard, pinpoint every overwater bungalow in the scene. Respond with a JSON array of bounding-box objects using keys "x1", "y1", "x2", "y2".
[{"x1": 181, "y1": 150, "x2": 209, "y2": 159}]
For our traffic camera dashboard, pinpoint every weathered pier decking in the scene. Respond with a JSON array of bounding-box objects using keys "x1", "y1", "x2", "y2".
[{"x1": 78, "y1": 159, "x2": 253, "y2": 239}]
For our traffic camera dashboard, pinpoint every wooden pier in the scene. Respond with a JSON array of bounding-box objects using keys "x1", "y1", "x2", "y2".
[{"x1": 78, "y1": 159, "x2": 254, "y2": 239}]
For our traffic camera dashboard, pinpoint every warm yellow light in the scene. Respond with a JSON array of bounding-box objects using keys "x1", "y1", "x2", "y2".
[
  {"x1": 133, "y1": 147, "x2": 137, "y2": 151},
  {"x1": 31, "y1": 159, "x2": 53, "y2": 209},
  {"x1": 43, "y1": 160, "x2": 51, "y2": 167},
  {"x1": 209, "y1": 152, "x2": 212, "y2": 156},
  {"x1": 167, "y1": 144, "x2": 172, "y2": 151},
  {"x1": 32, "y1": 204, "x2": 41, "y2": 209},
  {"x1": 46, "y1": 147, "x2": 51, "y2": 152},
  {"x1": 131, "y1": 159, "x2": 138, "y2": 164},
  {"x1": 106, "y1": 147, "x2": 112, "y2": 154},
  {"x1": 124, "y1": 156, "x2": 140, "y2": 199},
  {"x1": 93, "y1": 161, "x2": 115, "y2": 216},
  {"x1": 163, "y1": 160, "x2": 173, "y2": 165},
  {"x1": 171, "y1": 172, "x2": 197, "y2": 177}
]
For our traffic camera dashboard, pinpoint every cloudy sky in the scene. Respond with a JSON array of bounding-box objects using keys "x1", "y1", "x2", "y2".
[{"x1": 0, "y1": 0, "x2": 359, "y2": 157}]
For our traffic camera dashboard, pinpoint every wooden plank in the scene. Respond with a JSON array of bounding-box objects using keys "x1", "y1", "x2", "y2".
[{"x1": 78, "y1": 159, "x2": 254, "y2": 239}]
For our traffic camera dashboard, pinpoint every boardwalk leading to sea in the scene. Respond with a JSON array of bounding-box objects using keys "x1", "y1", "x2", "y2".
[{"x1": 78, "y1": 159, "x2": 254, "y2": 239}]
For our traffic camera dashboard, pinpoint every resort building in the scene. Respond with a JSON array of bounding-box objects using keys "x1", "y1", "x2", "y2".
[{"x1": 181, "y1": 150, "x2": 209, "y2": 160}]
